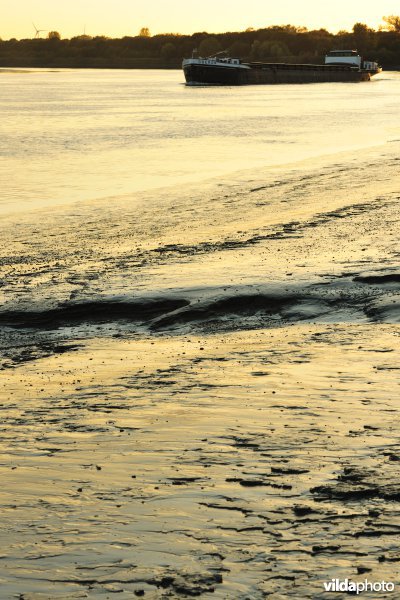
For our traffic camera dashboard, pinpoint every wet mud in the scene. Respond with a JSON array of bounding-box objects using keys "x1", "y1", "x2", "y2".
[
  {"x1": 2, "y1": 326, "x2": 400, "y2": 598},
  {"x1": 1, "y1": 145, "x2": 400, "y2": 598}
]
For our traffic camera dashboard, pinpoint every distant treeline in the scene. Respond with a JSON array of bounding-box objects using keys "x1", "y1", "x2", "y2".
[{"x1": 1, "y1": 19, "x2": 400, "y2": 69}]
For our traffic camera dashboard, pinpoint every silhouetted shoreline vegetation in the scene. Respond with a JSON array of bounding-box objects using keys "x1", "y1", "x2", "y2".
[{"x1": 1, "y1": 19, "x2": 399, "y2": 69}]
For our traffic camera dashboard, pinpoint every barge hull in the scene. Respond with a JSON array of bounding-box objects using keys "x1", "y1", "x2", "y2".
[{"x1": 183, "y1": 64, "x2": 371, "y2": 85}]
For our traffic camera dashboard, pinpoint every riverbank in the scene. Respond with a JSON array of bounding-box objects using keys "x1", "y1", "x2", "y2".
[{"x1": 1, "y1": 22, "x2": 400, "y2": 71}]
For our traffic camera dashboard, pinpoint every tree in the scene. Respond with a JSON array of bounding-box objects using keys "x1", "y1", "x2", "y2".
[
  {"x1": 229, "y1": 41, "x2": 250, "y2": 57},
  {"x1": 48, "y1": 31, "x2": 61, "y2": 40},
  {"x1": 72, "y1": 34, "x2": 92, "y2": 41},
  {"x1": 198, "y1": 36, "x2": 222, "y2": 57},
  {"x1": 1, "y1": 21, "x2": 399, "y2": 70},
  {"x1": 382, "y1": 15, "x2": 400, "y2": 32},
  {"x1": 250, "y1": 39, "x2": 291, "y2": 60},
  {"x1": 352, "y1": 22, "x2": 374, "y2": 53},
  {"x1": 161, "y1": 42, "x2": 176, "y2": 61},
  {"x1": 250, "y1": 40, "x2": 261, "y2": 59}
]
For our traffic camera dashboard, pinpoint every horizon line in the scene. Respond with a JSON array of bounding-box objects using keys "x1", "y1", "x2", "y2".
[{"x1": 0, "y1": 20, "x2": 394, "y2": 41}]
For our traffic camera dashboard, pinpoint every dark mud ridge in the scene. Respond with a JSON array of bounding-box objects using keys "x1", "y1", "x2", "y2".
[
  {"x1": 0, "y1": 273, "x2": 398, "y2": 368},
  {"x1": 311, "y1": 466, "x2": 400, "y2": 501},
  {"x1": 0, "y1": 272, "x2": 399, "y2": 332}
]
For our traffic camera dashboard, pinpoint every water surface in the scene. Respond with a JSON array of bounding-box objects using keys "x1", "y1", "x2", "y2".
[{"x1": 1, "y1": 69, "x2": 399, "y2": 213}]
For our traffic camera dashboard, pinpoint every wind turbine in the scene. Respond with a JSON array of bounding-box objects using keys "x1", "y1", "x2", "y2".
[{"x1": 32, "y1": 22, "x2": 47, "y2": 39}]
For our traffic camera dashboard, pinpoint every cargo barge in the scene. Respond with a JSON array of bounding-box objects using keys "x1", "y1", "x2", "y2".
[{"x1": 182, "y1": 50, "x2": 381, "y2": 85}]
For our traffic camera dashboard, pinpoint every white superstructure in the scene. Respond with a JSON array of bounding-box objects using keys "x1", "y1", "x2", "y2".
[
  {"x1": 182, "y1": 56, "x2": 250, "y2": 70},
  {"x1": 325, "y1": 50, "x2": 380, "y2": 73},
  {"x1": 325, "y1": 50, "x2": 362, "y2": 67}
]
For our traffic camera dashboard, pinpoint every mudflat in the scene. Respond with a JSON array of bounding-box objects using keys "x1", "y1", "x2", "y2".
[{"x1": 1, "y1": 138, "x2": 400, "y2": 597}]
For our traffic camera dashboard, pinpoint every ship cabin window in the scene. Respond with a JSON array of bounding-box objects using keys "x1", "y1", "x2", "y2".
[{"x1": 327, "y1": 50, "x2": 358, "y2": 57}]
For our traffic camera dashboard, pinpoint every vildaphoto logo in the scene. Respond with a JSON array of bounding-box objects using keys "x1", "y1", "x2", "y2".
[{"x1": 323, "y1": 579, "x2": 395, "y2": 594}]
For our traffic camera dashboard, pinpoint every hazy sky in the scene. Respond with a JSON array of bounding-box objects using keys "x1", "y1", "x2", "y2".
[{"x1": 2, "y1": 0, "x2": 399, "y2": 40}]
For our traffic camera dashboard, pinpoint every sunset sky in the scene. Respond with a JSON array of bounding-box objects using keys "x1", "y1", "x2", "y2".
[{"x1": 2, "y1": 0, "x2": 399, "y2": 40}]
